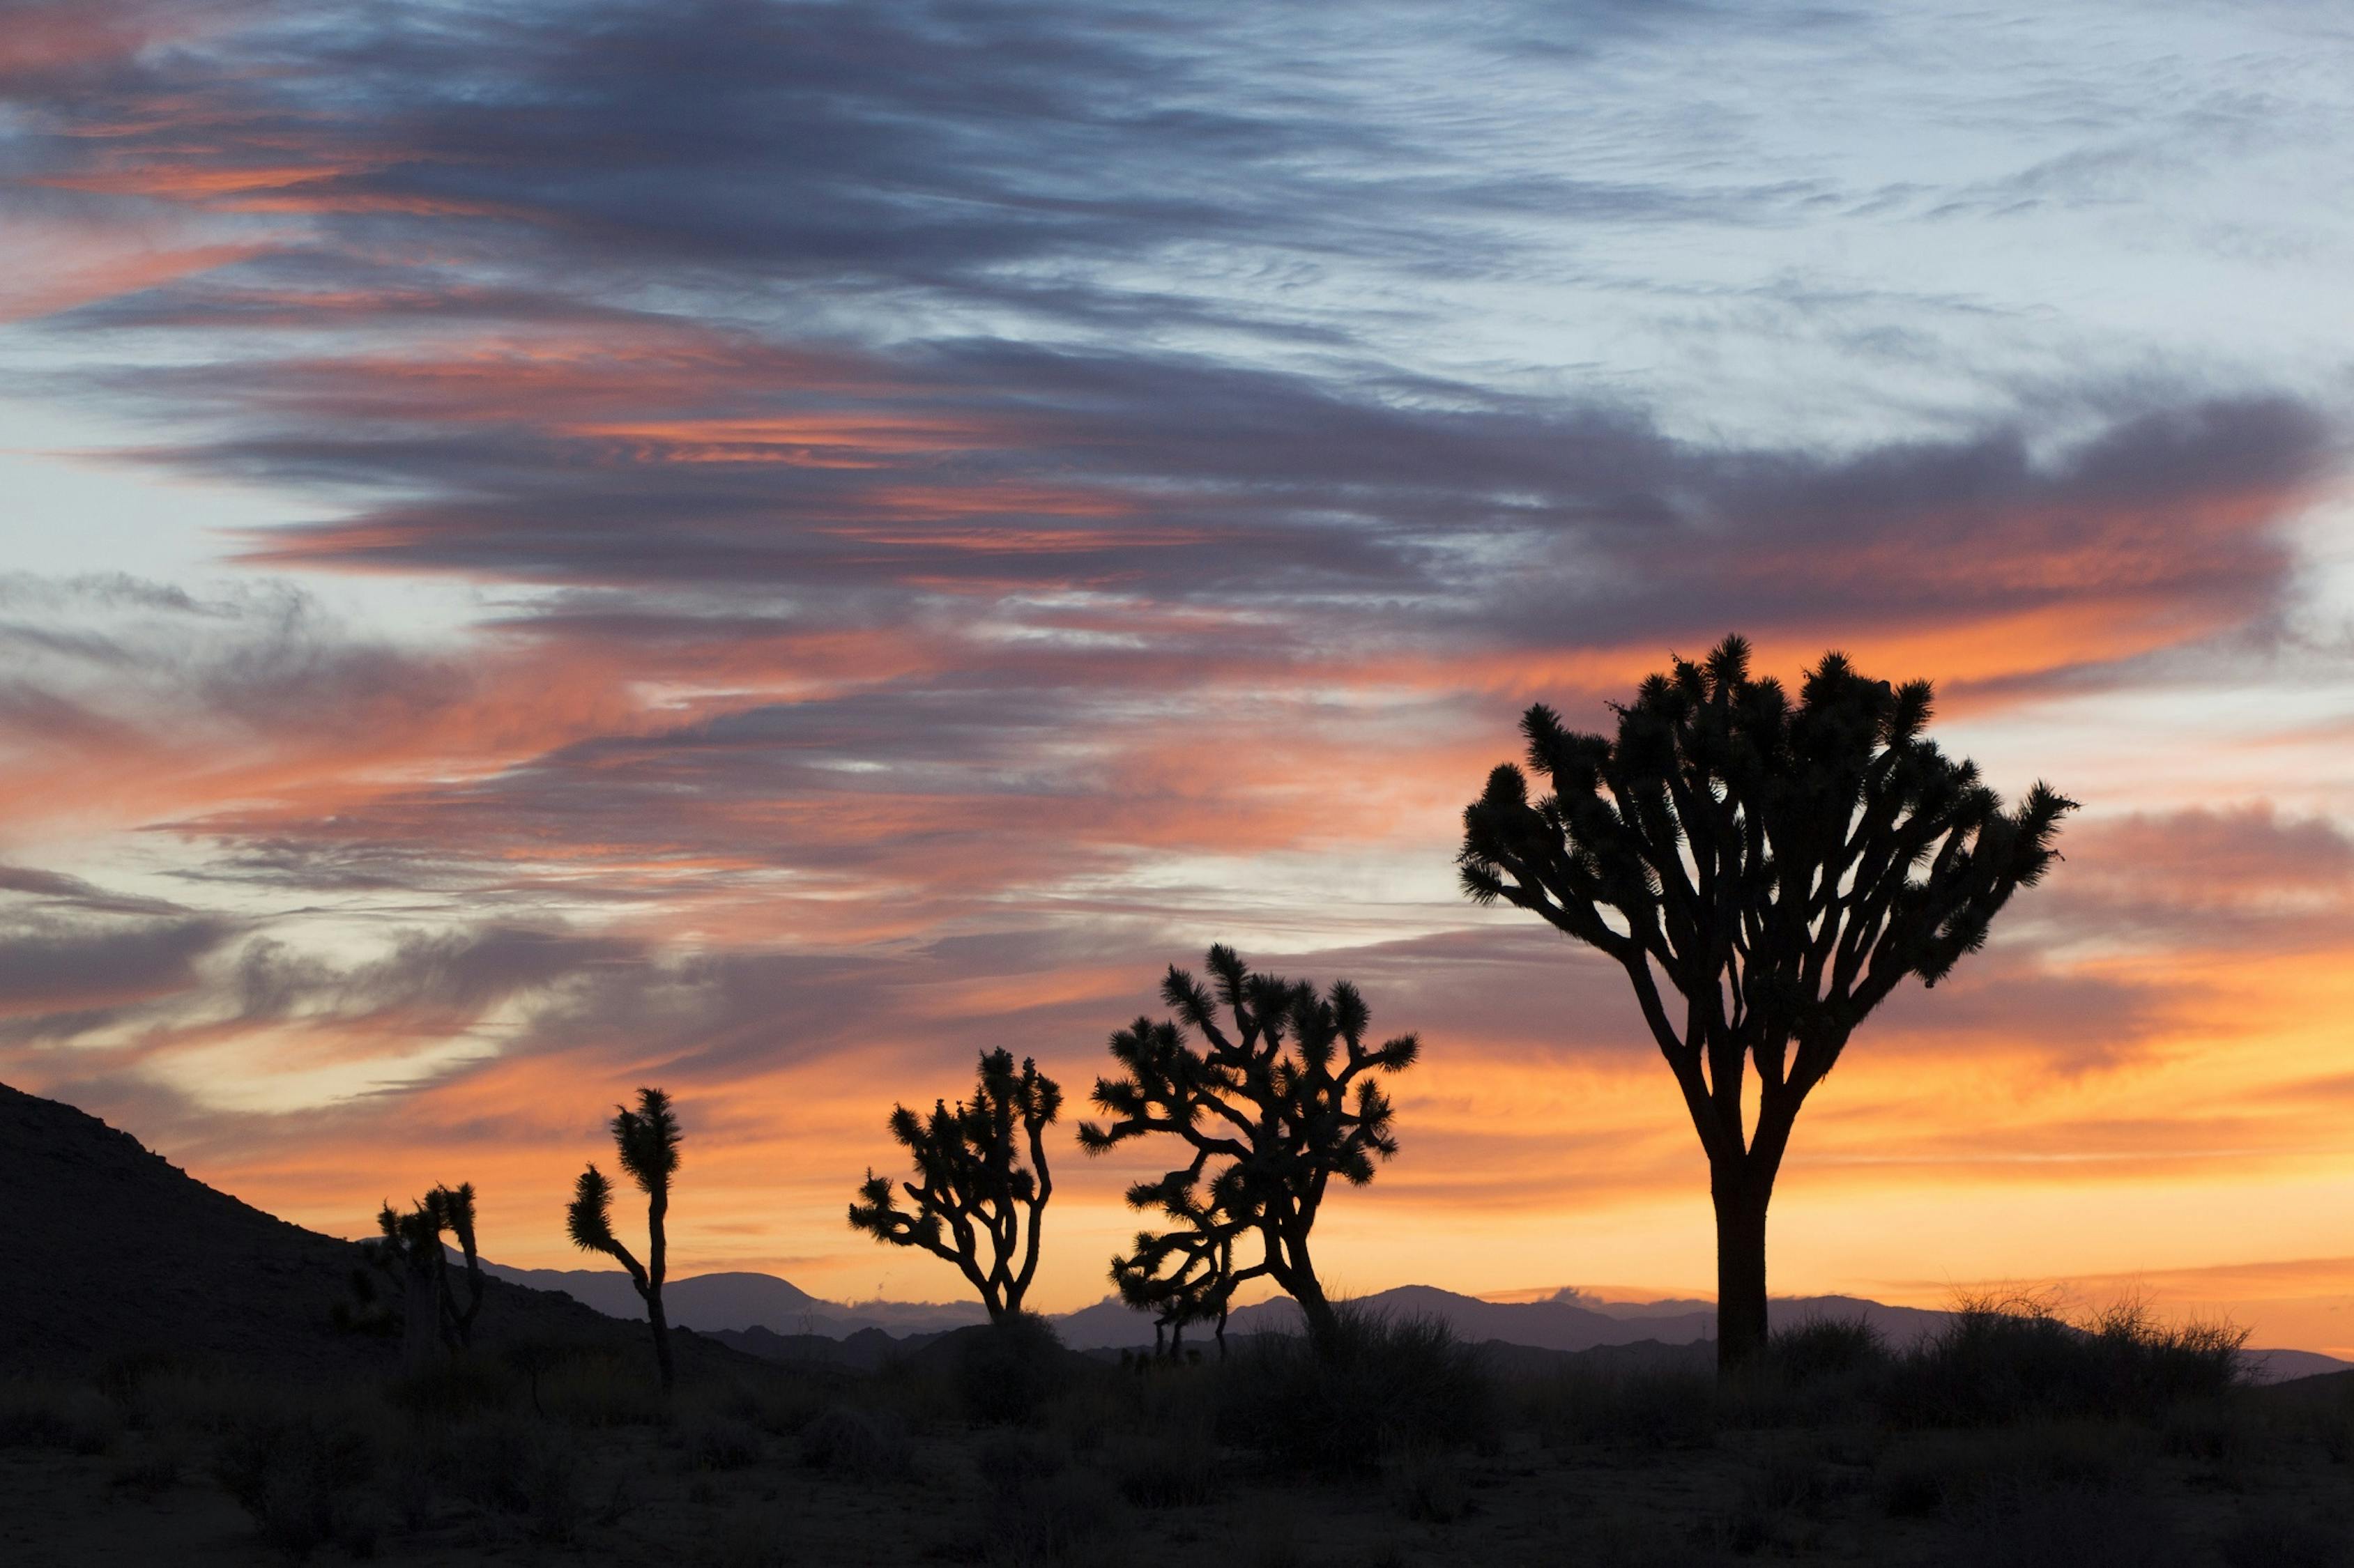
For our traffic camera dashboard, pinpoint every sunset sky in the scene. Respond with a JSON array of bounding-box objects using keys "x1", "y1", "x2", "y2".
[{"x1": 6, "y1": 1, "x2": 2353, "y2": 1352}]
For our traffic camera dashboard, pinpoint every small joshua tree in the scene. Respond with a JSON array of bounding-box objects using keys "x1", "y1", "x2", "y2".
[
  {"x1": 1459, "y1": 637, "x2": 2073, "y2": 1369},
  {"x1": 567, "y1": 1086, "x2": 681, "y2": 1392},
  {"x1": 1079, "y1": 945, "x2": 1420, "y2": 1358},
  {"x1": 358, "y1": 1183, "x2": 485, "y2": 1367},
  {"x1": 848, "y1": 1049, "x2": 1061, "y2": 1322}
]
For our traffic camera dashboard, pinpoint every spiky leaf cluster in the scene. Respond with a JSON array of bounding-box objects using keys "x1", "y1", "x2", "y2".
[
  {"x1": 1079, "y1": 945, "x2": 1419, "y2": 1346},
  {"x1": 848, "y1": 1049, "x2": 1062, "y2": 1318}
]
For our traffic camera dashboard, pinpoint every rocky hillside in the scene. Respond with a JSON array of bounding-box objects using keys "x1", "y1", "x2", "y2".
[{"x1": 0, "y1": 1080, "x2": 730, "y2": 1379}]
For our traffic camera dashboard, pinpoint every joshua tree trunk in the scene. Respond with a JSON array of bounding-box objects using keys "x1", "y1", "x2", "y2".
[
  {"x1": 645, "y1": 1289, "x2": 674, "y2": 1392},
  {"x1": 1711, "y1": 1171, "x2": 1771, "y2": 1372},
  {"x1": 1292, "y1": 1275, "x2": 1339, "y2": 1355},
  {"x1": 645, "y1": 1178, "x2": 673, "y2": 1393},
  {"x1": 1271, "y1": 1212, "x2": 1338, "y2": 1355},
  {"x1": 400, "y1": 1265, "x2": 441, "y2": 1371}
]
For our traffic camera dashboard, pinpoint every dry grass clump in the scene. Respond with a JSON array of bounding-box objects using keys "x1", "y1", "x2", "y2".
[
  {"x1": 1879, "y1": 1293, "x2": 2245, "y2": 1428},
  {"x1": 1213, "y1": 1305, "x2": 1494, "y2": 1473}
]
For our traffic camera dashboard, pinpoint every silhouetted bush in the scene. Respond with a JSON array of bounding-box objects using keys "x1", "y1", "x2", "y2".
[
  {"x1": 972, "y1": 1431, "x2": 1125, "y2": 1566},
  {"x1": 107, "y1": 1433, "x2": 190, "y2": 1493},
  {"x1": 539, "y1": 1348, "x2": 668, "y2": 1427},
  {"x1": 1384, "y1": 1443, "x2": 1473, "y2": 1522},
  {"x1": 1215, "y1": 1306, "x2": 1492, "y2": 1473},
  {"x1": 683, "y1": 1411, "x2": 764, "y2": 1470},
  {"x1": 798, "y1": 1403, "x2": 913, "y2": 1479},
  {"x1": 214, "y1": 1405, "x2": 388, "y2": 1560},
  {"x1": 1943, "y1": 1484, "x2": 2166, "y2": 1568},
  {"x1": 1768, "y1": 1314, "x2": 1886, "y2": 1382},
  {"x1": 387, "y1": 1351, "x2": 519, "y2": 1419},
  {"x1": 0, "y1": 1381, "x2": 119, "y2": 1454},
  {"x1": 956, "y1": 1313, "x2": 1070, "y2": 1426},
  {"x1": 1515, "y1": 1361, "x2": 1719, "y2": 1451},
  {"x1": 444, "y1": 1414, "x2": 583, "y2": 1541},
  {"x1": 710, "y1": 1374, "x2": 830, "y2": 1438},
  {"x1": 2219, "y1": 1511, "x2": 2348, "y2": 1568},
  {"x1": 1103, "y1": 1421, "x2": 1218, "y2": 1508},
  {"x1": 1874, "y1": 1422, "x2": 2137, "y2": 1520},
  {"x1": 1879, "y1": 1296, "x2": 2244, "y2": 1427}
]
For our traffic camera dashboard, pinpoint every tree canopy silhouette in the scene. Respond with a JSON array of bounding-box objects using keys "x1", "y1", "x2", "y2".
[
  {"x1": 1458, "y1": 636, "x2": 2073, "y2": 1369},
  {"x1": 1079, "y1": 944, "x2": 1420, "y2": 1357},
  {"x1": 567, "y1": 1086, "x2": 681, "y2": 1392},
  {"x1": 847, "y1": 1048, "x2": 1062, "y2": 1322}
]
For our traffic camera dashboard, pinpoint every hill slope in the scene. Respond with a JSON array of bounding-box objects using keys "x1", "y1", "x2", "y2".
[{"x1": 0, "y1": 1080, "x2": 721, "y2": 1378}]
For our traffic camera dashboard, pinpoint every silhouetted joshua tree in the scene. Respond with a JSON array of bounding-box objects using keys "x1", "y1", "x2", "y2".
[
  {"x1": 1080, "y1": 945, "x2": 1421, "y2": 1358},
  {"x1": 358, "y1": 1183, "x2": 485, "y2": 1367},
  {"x1": 1458, "y1": 637, "x2": 2073, "y2": 1370},
  {"x1": 848, "y1": 1049, "x2": 1062, "y2": 1322},
  {"x1": 567, "y1": 1086, "x2": 681, "y2": 1392}
]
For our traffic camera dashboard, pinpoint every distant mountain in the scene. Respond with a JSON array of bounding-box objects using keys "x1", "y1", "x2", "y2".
[
  {"x1": 480, "y1": 1259, "x2": 988, "y2": 1336},
  {"x1": 508, "y1": 1265, "x2": 2348, "y2": 1386},
  {"x1": 0, "y1": 1080, "x2": 738, "y2": 1378},
  {"x1": 2245, "y1": 1348, "x2": 2351, "y2": 1384}
]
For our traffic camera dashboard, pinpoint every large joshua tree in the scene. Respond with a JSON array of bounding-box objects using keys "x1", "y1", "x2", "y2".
[
  {"x1": 1079, "y1": 945, "x2": 1421, "y2": 1358},
  {"x1": 1458, "y1": 637, "x2": 2073, "y2": 1369},
  {"x1": 847, "y1": 1049, "x2": 1062, "y2": 1322},
  {"x1": 567, "y1": 1087, "x2": 681, "y2": 1392}
]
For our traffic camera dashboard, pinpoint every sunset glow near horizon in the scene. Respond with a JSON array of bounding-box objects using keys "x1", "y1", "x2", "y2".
[{"x1": 6, "y1": 2, "x2": 2354, "y2": 1352}]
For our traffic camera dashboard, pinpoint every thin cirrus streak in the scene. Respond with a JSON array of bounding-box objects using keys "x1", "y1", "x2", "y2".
[{"x1": 3, "y1": 0, "x2": 2353, "y2": 1342}]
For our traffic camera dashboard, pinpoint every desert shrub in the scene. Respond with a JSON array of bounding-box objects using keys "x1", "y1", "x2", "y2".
[
  {"x1": 972, "y1": 1432, "x2": 1124, "y2": 1566},
  {"x1": 957, "y1": 1314, "x2": 1071, "y2": 1427},
  {"x1": 215, "y1": 1406, "x2": 388, "y2": 1560},
  {"x1": 799, "y1": 1403, "x2": 914, "y2": 1479},
  {"x1": 453, "y1": 1414, "x2": 579, "y2": 1519},
  {"x1": 538, "y1": 1350, "x2": 667, "y2": 1427},
  {"x1": 714, "y1": 1502, "x2": 802, "y2": 1568},
  {"x1": 1768, "y1": 1315, "x2": 1886, "y2": 1382},
  {"x1": 388, "y1": 1351, "x2": 518, "y2": 1419},
  {"x1": 711, "y1": 1374, "x2": 830, "y2": 1438},
  {"x1": 1943, "y1": 1484, "x2": 2169, "y2": 1568},
  {"x1": 107, "y1": 1434, "x2": 190, "y2": 1493},
  {"x1": 1103, "y1": 1420, "x2": 1218, "y2": 1508},
  {"x1": 1215, "y1": 1307, "x2": 1493, "y2": 1473},
  {"x1": 0, "y1": 1381, "x2": 119, "y2": 1454},
  {"x1": 1879, "y1": 1295, "x2": 2244, "y2": 1427},
  {"x1": 113, "y1": 1366, "x2": 277, "y2": 1437},
  {"x1": 1875, "y1": 1422, "x2": 2138, "y2": 1519},
  {"x1": 1385, "y1": 1443, "x2": 1472, "y2": 1522},
  {"x1": 1517, "y1": 1362, "x2": 1718, "y2": 1452},
  {"x1": 683, "y1": 1411, "x2": 764, "y2": 1470},
  {"x1": 2219, "y1": 1510, "x2": 2348, "y2": 1568},
  {"x1": 2161, "y1": 1393, "x2": 2274, "y2": 1479},
  {"x1": 1743, "y1": 1444, "x2": 1837, "y2": 1517}
]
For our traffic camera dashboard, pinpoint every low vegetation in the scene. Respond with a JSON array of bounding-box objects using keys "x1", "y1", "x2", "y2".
[{"x1": 3, "y1": 1296, "x2": 2349, "y2": 1566}]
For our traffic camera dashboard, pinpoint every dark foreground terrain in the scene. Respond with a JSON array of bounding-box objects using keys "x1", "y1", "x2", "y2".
[
  {"x1": 6, "y1": 1080, "x2": 2352, "y2": 1566},
  {"x1": 3, "y1": 1315, "x2": 2353, "y2": 1567}
]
